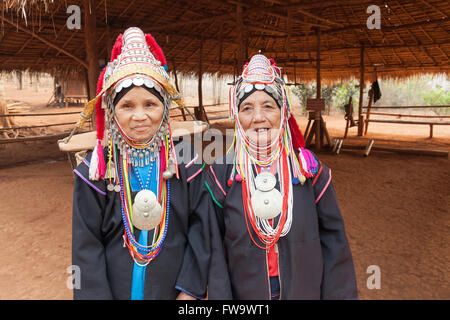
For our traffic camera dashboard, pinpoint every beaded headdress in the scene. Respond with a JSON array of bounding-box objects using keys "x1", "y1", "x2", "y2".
[
  {"x1": 88, "y1": 27, "x2": 181, "y2": 181},
  {"x1": 228, "y1": 54, "x2": 319, "y2": 249}
]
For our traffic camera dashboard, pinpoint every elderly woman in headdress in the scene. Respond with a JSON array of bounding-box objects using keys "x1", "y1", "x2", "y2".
[
  {"x1": 205, "y1": 54, "x2": 358, "y2": 300},
  {"x1": 72, "y1": 27, "x2": 209, "y2": 300}
]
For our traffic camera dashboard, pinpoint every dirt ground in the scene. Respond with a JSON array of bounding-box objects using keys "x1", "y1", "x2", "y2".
[{"x1": 0, "y1": 86, "x2": 449, "y2": 300}]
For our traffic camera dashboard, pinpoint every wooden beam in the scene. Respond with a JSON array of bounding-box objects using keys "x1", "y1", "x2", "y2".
[{"x1": 0, "y1": 14, "x2": 87, "y2": 69}]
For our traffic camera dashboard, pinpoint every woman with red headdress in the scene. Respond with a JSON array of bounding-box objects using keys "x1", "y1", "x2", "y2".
[
  {"x1": 71, "y1": 27, "x2": 209, "y2": 300},
  {"x1": 205, "y1": 54, "x2": 358, "y2": 299}
]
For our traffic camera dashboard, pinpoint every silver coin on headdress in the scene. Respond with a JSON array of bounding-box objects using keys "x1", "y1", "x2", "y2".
[
  {"x1": 244, "y1": 84, "x2": 254, "y2": 93},
  {"x1": 255, "y1": 83, "x2": 265, "y2": 90},
  {"x1": 251, "y1": 189, "x2": 282, "y2": 220},
  {"x1": 132, "y1": 189, "x2": 163, "y2": 230}
]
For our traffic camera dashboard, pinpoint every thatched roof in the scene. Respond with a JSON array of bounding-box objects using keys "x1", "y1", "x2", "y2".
[{"x1": 1, "y1": 0, "x2": 449, "y2": 82}]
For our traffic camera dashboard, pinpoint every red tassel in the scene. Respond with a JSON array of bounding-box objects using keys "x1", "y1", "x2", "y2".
[
  {"x1": 97, "y1": 140, "x2": 106, "y2": 179},
  {"x1": 110, "y1": 34, "x2": 123, "y2": 61},
  {"x1": 95, "y1": 68, "x2": 107, "y2": 141},
  {"x1": 160, "y1": 142, "x2": 167, "y2": 172},
  {"x1": 145, "y1": 34, "x2": 167, "y2": 67},
  {"x1": 288, "y1": 116, "x2": 305, "y2": 150}
]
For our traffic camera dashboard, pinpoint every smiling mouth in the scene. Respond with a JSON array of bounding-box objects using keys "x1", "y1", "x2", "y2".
[
  {"x1": 252, "y1": 128, "x2": 270, "y2": 133},
  {"x1": 133, "y1": 125, "x2": 150, "y2": 131}
]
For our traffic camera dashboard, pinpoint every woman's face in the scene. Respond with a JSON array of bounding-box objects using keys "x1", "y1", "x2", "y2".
[
  {"x1": 114, "y1": 86, "x2": 165, "y2": 141},
  {"x1": 238, "y1": 90, "x2": 281, "y2": 146}
]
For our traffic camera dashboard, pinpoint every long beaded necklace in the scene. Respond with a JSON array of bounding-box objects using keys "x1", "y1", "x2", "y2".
[{"x1": 110, "y1": 133, "x2": 170, "y2": 266}]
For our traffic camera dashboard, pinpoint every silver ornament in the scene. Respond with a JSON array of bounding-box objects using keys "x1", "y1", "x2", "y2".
[
  {"x1": 254, "y1": 172, "x2": 277, "y2": 192},
  {"x1": 251, "y1": 189, "x2": 283, "y2": 220},
  {"x1": 162, "y1": 170, "x2": 173, "y2": 180},
  {"x1": 132, "y1": 190, "x2": 163, "y2": 230}
]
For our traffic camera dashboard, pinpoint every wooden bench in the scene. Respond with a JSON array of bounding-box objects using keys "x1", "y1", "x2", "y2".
[
  {"x1": 363, "y1": 98, "x2": 450, "y2": 138},
  {"x1": 365, "y1": 118, "x2": 450, "y2": 138},
  {"x1": 64, "y1": 95, "x2": 88, "y2": 108}
]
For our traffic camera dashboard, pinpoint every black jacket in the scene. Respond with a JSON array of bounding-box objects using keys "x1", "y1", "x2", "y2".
[
  {"x1": 205, "y1": 150, "x2": 358, "y2": 300},
  {"x1": 72, "y1": 148, "x2": 210, "y2": 299}
]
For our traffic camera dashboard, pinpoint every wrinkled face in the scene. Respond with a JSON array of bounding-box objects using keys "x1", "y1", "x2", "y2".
[
  {"x1": 238, "y1": 90, "x2": 281, "y2": 146},
  {"x1": 114, "y1": 86, "x2": 165, "y2": 141}
]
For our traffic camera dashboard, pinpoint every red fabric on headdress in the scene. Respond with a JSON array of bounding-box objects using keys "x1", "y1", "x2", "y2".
[
  {"x1": 269, "y1": 58, "x2": 277, "y2": 67},
  {"x1": 145, "y1": 34, "x2": 166, "y2": 67},
  {"x1": 95, "y1": 67, "x2": 107, "y2": 140},
  {"x1": 110, "y1": 34, "x2": 123, "y2": 62},
  {"x1": 288, "y1": 116, "x2": 305, "y2": 149}
]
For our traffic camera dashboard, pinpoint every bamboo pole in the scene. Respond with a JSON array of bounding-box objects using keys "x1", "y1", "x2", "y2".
[
  {"x1": 0, "y1": 121, "x2": 77, "y2": 131},
  {"x1": 0, "y1": 132, "x2": 89, "y2": 145},
  {"x1": 362, "y1": 105, "x2": 450, "y2": 109},
  {"x1": 0, "y1": 111, "x2": 81, "y2": 117},
  {"x1": 339, "y1": 144, "x2": 448, "y2": 158}
]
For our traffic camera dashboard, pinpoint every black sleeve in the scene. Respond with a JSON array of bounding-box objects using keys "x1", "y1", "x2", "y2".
[
  {"x1": 204, "y1": 164, "x2": 233, "y2": 300},
  {"x1": 313, "y1": 162, "x2": 358, "y2": 300},
  {"x1": 175, "y1": 158, "x2": 211, "y2": 299},
  {"x1": 72, "y1": 159, "x2": 113, "y2": 299}
]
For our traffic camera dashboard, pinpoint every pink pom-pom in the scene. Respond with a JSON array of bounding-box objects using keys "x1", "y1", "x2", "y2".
[{"x1": 235, "y1": 174, "x2": 242, "y2": 182}]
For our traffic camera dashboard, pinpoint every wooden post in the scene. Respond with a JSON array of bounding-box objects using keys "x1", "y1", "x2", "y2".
[
  {"x1": 105, "y1": 24, "x2": 113, "y2": 61},
  {"x1": 236, "y1": 4, "x2": 245, "y2": 71},
  {"x1": 196, "y1": 39, "x2": 207, "y2": 122},
  {"x1": 84, "y1": 0, "x2": 99, "y2": 101},
  {"x1": 358, "y1": 45, "x2": 365, "y2": 136},
  {"x1": 172, "y1": 63, "x2": 186, "y2": 121},
  {"x1": 315, "y1": 28, "x2": 321, "y2": 152},
  {"x1": 364, "y1": 88, "x2": 374, "y2": 135}
]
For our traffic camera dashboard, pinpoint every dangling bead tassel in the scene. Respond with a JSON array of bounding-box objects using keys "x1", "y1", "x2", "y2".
[{"x1": 89, "y1": 139, "x2": 106, "y2": 180}]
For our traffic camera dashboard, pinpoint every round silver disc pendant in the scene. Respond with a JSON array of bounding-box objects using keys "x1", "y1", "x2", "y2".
[
  {"x1": 254, "y1": 172, "x2": 277, "y2": 192},
  {"x1": 131, "y1": 190, "x2": 163, "y2": 231},
  {"x1": 251, "y1": 189, "x2": 283, "y2": 220},
  {"x1": 107, "y1": 184, "x2": 115, "y2": 192},
  {"x1": 114, "y1": 185, "x2": 121, "y2": 192}
]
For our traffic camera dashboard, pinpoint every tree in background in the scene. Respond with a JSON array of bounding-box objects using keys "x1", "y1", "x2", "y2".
[
  {"x1": 292, "y1": 80, "x2": 359, "y2": 114},
  {"x1": 291, "y1": 83, "x2": 338, "y2": 114},
  {"x1": 291, "y1": 75, "x2": 449, "y2": 115}
]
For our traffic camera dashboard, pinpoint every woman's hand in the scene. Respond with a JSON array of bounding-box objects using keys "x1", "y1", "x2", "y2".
[{"x1": 176, "y1": 291, "x2": 196, "y2": 300}]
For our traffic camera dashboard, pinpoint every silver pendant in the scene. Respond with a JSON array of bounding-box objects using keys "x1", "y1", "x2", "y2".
[
  {"x1": 107, "y1": 183, "x2": 115, "y2": 192},
  {"x1": 254, "y1": 172, "x2": 276, "y2": 192},
  {"x1": 251, "y1": 189, "x2": 282, "y2": 220},
  {"x1": 114, "y1": 185, "x2": 121, "y2": 192},
  {"x1": 131, "y1": 189, "x2": 163, "y2": 231},
  {"x1": 252, "y1": 172, "x2": 282, "y2": 219}
]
